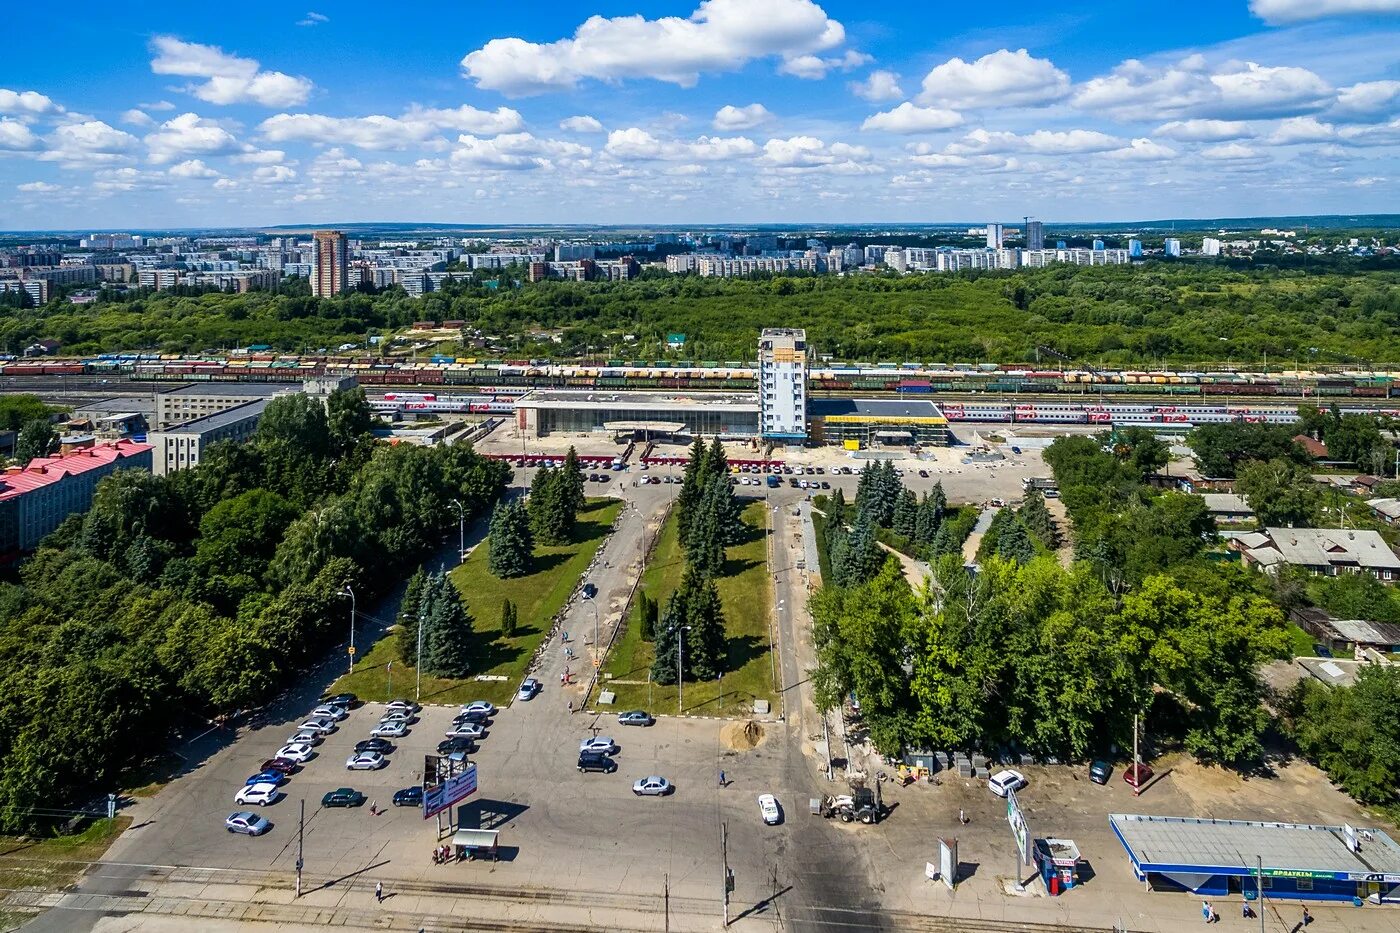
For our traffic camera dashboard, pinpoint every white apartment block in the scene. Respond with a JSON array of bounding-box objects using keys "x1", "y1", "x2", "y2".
[
  {"x1": 758, "y1": 328, "x2": 808, "y2": 441},
  {"x1": 694, "y1": 256, "x2": 818, "y2": 277},
  {"x1": 1201, "y1": 237, "x2": 1222, "y2": 256}
]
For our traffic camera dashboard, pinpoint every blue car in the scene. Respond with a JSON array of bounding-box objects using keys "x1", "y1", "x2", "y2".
[{"x1": 245, "y1": 770, "x2": 286, "y2": 786}]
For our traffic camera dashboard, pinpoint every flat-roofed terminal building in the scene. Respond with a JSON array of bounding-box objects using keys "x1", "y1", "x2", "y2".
[{"x1": 515, "y1": 390, "x2": 759, "y2": 439}]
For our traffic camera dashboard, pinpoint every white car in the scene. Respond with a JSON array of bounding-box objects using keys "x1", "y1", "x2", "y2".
[
  {"x1": 758, "y1": 793, "x2": 781, "y2": 825},
  {"x1": 379, "y1": 709, "x2": 415, "y2": 723},
  {"x1": 460, "y1": 700, "x2": 496, "y2": 717},
  {"x1": 311, "y1": 704, "x2": 348, "y2": 721},
  {"x1": 579, "y1": 736, "x2": 617, "y2": 755},
  {"x1": 276, "y1": 743, "x2": 315, "y2": 763},
  {"x1": 445, "y1": 722, "x2": 485, "y2": 739},
  {"x1": 517, "y1": 678, "x2": 540, "y2": 701},
  {"x1": 371, "y1": 719, "x2": 409, "y2": 738},
  {"x1": 632, "y1": 776, "x2": 672, "y2": 797},
  {"x1": 987, "y1": 769, "x2": 1028, "y2": 798},
  {"x1": 235, "y1": 782, "x2": 281, "y2": 807},
  {"x1": 345, "y1": 752, "x2": 387, "y2": 770},
  {"x1": 225, "y1": 811, "x2": 270, "y2": 835},
  {"x1": 288, "y1": 730, "x2": 322, "y2": 747},
  {"x1": 298, "y1": 717, "x2": 336, "y2": 734}
]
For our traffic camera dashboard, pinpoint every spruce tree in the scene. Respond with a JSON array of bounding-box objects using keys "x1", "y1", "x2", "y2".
[
  {"x1": 396, "y1": 565, "x2": 427, "y2": 664},
  {"x1": 638, "y1": 592, "x2": 658, "y2": 641},
  {"x1": 1019, "y1": 488, "x2": 1058, "y2": 548},
  {"x1": 488, "y1": 499, "x2": 533, "y2": 578},
  {"x1": 420, "y1": 571, "x2": 474, "y2": 677},
  {"x1": 561, "y1": 446, "x2": 586, "y2": 517},
  {"x1": 705, "y1": 437, "x2": 729, "y2": 485},
  {"x1": 685, "y1": 480, "x2": 726, "y2": 576},
  {"x1": 676, "y1": 437, "x2": 707, "y2": 543},
  {"x1": 684, "y1": 571, "x2": 726, "y2": 680},
  {"x1": 892, "y1": 488, "x2": 918, "y2": 540},
  {"x1": 828, "y1": 487, "x2": 848, "y2": 526},
  {"x1": 529, "y1": 466, "x2": 572, "y2": 544},
  {"x1": 842, "y1": 513, "x2": 884, "y2": 585},
  {"x1": 914, "y1": 492, "x2": 938, "y2": 546},
  {"x1": 929, "y1": 480, "x2": 947, "y2": 516},
  {"x1": 650, "y1": 597, "x2": 684, "y2": 685},
  {"x1": 977, "y1": 508, "x2": 1014, "y2": 562},
  {"x1": 854, "y1": 462, "x2": 875, "y2": 519},
  {"x1": 500, "y1": 598, "x2": 517, "y2": 637},
  {"x1": 996, "y1": 518, "x2": 1036, "y2": 565}
]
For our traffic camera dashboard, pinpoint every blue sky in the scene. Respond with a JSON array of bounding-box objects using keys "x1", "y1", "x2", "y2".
[{"x1": 2, "y1": 0, "x2": 1398, "y2": 228}]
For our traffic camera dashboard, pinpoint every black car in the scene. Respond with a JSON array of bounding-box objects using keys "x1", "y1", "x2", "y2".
[
  {"x1": 437, "y1": 737, "x2": 477, "y2": 755},
  {"x1": 321, "y1": 692, "x2": 360, "y2": 709},
  {"x1": 1089, "y1": 760, "x2": 1113, "y2": 785},
  {"x1": 321, "y1": 788, "x2": 366, "y2": 808},
  {"x1": 392, "y1": 786, "x2": 424, "y2": 807},
  {"x1": 454, "y1": 709, "x2": 491, "y2": 724},
  {"x1": 918, "y1": 470, "x2": 929, "y2": 478},
  {"x1": 578, "y1": 751, "x2": 617, "y2": 773},
  {"x1": 582, "y1": 582, "x2": 597, "y2": 599},
  {"x1": 354, "y1": 738, "x2": 395, "y2": 755}
]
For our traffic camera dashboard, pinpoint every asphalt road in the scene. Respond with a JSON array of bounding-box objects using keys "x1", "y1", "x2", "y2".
[{"x1": 22, "y1": 477, "x2": 887, "y2": 932}]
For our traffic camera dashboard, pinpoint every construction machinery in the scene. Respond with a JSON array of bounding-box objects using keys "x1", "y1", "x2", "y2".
[{"x1": 810, "y1": 786, "x2": 885, "y2": 824}]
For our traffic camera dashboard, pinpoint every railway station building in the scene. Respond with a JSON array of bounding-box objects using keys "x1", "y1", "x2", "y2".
[
  {"x1": 514, "y1": 391, "x2": 760, "y2": 440},
  {"x1": 808, "y1": 398, "x2": 951, "y2": 447},
  {"x1": 1110, "y1": 813, "x2": 1400, "y2": 903}
]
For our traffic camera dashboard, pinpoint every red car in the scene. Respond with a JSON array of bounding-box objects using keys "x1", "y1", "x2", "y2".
[
  {"x1": 261, "y1": 757, "x2": 298, "y2": 775},
  {"x1": 1123, "y1": 763, "x2": 1154, "y2": 789}
]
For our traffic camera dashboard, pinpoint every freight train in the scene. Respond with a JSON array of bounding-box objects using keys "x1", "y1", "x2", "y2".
[{"x1": 3, "y1": 353, "x2": 1399, "y2": 400}]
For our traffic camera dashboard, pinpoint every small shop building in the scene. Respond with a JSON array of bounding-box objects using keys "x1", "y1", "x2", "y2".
[{"x1": 1110, "y1": 814, "x2": 1400, "y2": 903}]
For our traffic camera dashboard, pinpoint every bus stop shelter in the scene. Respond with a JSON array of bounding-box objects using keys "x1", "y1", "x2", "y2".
[{"x1": 450, "y1": 827, "x2": 500, "y2": 862}]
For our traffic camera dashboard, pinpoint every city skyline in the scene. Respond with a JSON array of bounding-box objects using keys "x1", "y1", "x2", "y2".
[{"x1": 2, "y1": 0, "x2": 1398, "y2": 228}]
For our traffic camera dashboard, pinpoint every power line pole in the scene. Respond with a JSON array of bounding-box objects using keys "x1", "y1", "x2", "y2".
[
  {"x1": 663, "y1": 873, "x2": 670, "y2": 933},
  {"x1": 722, "y1": 820, "x2": 731, "y2": 927},
  {"x1": 295, "y1": 798, "x2": 305, "y2": 898}
]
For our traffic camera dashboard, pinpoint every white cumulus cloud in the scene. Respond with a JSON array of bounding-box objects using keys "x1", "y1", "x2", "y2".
[
  {"x1": 1073, "y1": 54, "x2": 1332, "y2": 120},
  {"x1": 604, "y1": 127, "x2": 758, "y2": 162},
  {"x1": 1201, "y1": 141, "x2": 1262, "y2": 160},
  {"x1": 17, "y1": 181, "x2": 60, "y2": 192},
  {"x1": 1269, "y1": 116, "x2": 1335, "y2": 143},
  {"x1": 258, "y1": 106, "x2": 523, "y2": 150},
  {"x1": 861, "y1": 102, "x2": 963, "y2": 134},
  {"x1": 713, "y1": 104, "x2": 773, "y2": 131},
  {"x1": 145, "y1": 113, "x2": 243, "y2": 164},
  {"x1": 777, "y1": 49, "x2": 870, "y2": 80},
  {"x1": 121, "y1": 109, "x2": 156, "y2": 127},
  {"x1": 1102, "y1": 138, "x2": 1178, "y2": 161},
  {"x1": 1332, "y1": 80, "x2": 1400, "y2": 118},
  {"x1": 0, "y1": 118, "x2": 39, "y2": 150},
  {"x1": 560, "y1": 115, "x2": 604, "y2": 133},
  {"x1": 1250, "y1": 0, "x2": 1400, "y2": 24},
  {"x1": 1154, "y1": 119, "x2": 1253, "y2": 141},
  {"x1": 0, "y1": 89, "x2": 61, "y2": 115},
  {"x1": 298, "y1": 11, "x2": 329, "y2": 26},
  {"x1": 849, "y1": 70, "x2": 903, "y2": 102},
  {"x1": 40, "y1": 120, "x2": 138, "y2": 165},
  {"x1": 916, "y1": 49, "x2": 1070, "y2": 109},
  {"x1": 168, "y1": 158, "x2": 221, "y2": 178},
  {"x1": 450, "y1": 132, "x2": 589, "y2": 171},
  {"x1": 150, "y1": 36, "x2": 313, "y2": 107},
  {"x1": 946, "y1": 127, "x2": 1123, "y2": 155},
  {"x1": 460, "y1": 0, "x2": 849, "y2": 95}
]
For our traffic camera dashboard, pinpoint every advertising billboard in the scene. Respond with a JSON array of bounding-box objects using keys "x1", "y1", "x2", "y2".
[{"x1": 423, "y1": 756, "x2": 478, "y2": 819}]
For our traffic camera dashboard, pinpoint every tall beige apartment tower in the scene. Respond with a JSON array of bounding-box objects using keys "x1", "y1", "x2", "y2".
[{"x1": 311, "y1": 230, "x2": 348, "y2": 297}]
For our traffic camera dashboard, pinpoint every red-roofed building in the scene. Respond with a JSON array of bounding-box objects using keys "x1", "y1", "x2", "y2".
[
  {"x1": 0, "y1": 439, "x2": 152, "y2": 557},
  {"x1": 1293, "y1": 434, "x2": 1328, "y2": 459}
]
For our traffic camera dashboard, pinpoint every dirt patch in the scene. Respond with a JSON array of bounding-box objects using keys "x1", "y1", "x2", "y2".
[{"x1": 721, "y1": 720, "x2": 766, "y2": 752}]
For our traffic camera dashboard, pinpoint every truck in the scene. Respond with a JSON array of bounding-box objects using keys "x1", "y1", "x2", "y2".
[{"x1": 810, "y1": 786, "x2": 885, "y2": 824}]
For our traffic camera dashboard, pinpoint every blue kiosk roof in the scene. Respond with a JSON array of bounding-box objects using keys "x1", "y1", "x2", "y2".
[{"x1": 1111, "y1": 814, "x2": 1400, "y2": 883}]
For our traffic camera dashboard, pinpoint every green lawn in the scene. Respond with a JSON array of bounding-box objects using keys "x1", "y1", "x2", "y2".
[
  {"x1": 597, "y1": 501, "x2": 775, "y2": 718},
  {"x1": 1285, "y1": 622, "x2": 1319, "y2": 658},
  {"x1": 329, "y1": 498, "x2": 623, "y2": 707},
  {"x1": 0, "y1": 817, "x2": 129, "y2": 895}
]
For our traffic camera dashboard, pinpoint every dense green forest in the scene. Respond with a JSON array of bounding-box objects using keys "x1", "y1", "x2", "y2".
[
  {"x1": 6, "y1": 261, "x2": 1400, "y2": 364},
  {"x1": 0, "y1": 389, "x2": 508, "y2": 829}
]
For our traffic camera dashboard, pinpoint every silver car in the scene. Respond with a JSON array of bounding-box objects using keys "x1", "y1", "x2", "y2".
[
  {"x1": 632, "y1": 776, "x2": 672, "y2": 797},
  {"x1": 298, "y1": 717, "x2": 336, "y2": 734},
  {"x1": 345, "y1": 752, "x2": 387, "y2": 770},
  {"x1": 371, "y1": 719, "x2": 409, "y2": 738}
]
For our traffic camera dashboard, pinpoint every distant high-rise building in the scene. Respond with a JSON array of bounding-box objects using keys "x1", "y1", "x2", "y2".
[
  {"x1": 1025, "y1": 221, "x2": 1044, "y2": 251},
  {"x1": 758, "y1": 328, "x2": 808, "y2": 441},
  {"x1": 986, "y1": 223, "x2": 1004, "y2": 249},
  {"x1": 1164, "y1": 238, "x2": 1181, "y2": 258},
  {"x1": 1092, "y1": 239, "x2": 1105, "y2": 251},
  {"x1": 1128, "y1": 239, "x2": 1143, "y2": 258},
  {"x1": 312, "y1": 230, "x2": 349, "y2": 297},
  {"x1": 1201, "y1": 237, "x2": 1222, "y2": 257}
]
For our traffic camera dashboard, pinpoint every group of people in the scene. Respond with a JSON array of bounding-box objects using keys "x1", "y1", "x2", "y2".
[
  {"x1": 1203, "y1": 900, "x2": 1312, "y2": 925},
  {"x1": 432, "y1": 844, "x2": 457, "y2": 865}
]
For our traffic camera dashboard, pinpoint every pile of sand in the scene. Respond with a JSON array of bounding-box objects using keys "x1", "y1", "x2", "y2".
[{"x1": 721, "y1": 720, "x2": 766, "y2": 752}]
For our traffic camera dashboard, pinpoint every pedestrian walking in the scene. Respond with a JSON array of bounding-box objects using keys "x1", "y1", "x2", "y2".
[
  {"x1": 1302, "y1": 906, "x2": 1312, "y2": 926},
  {"x1": 1201, "y1": 900, "x2": 1212, "y2": 923},
  {"x1": 375, "y1": 881, "x2": 383, "y2": 903},
  {"x1": 1242, "y1": 901, "x2": 1252, "y2": 919},
  {"x1": 719, "y1": 769, "x2": 726, "y2": 787}
]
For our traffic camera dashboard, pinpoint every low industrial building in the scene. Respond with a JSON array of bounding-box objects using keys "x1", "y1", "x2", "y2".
[
  {"x1": 515, "y1": 390, "x2": 759, "y2": 439},
  {"x1": 0, "y1": 439, "x2": 153, "y2": 557},
  {"x1": 1233, "y1": 527, "x2": 1400, "y2": 581},
  {"x1": 1291, "y1": 607, "x2": 1400, "y2": 656},
  {"x1": 156, "y1": 382, "x2": 291, "y2": 428},
  {"x1": 1110, "y1": 813, "x2": 1400, "y2": 903},
  {"x1": 148, "y1": 398, "x2": 271, "y2": 476},
  {"x1": 808, "y1": 398, "x2": 951, "y2": 447},
  {"x1": 1200, "y1": 493, "x2": 1255, "y2": 524}
]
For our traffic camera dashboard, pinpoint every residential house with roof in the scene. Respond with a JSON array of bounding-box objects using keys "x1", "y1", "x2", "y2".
[{"x1": 1233, "y1": 527, "x2": 1400, "y2": 581}]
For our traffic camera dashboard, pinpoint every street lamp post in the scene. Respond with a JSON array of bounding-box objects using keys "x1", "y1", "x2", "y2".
[
  {"x1": 451, "y1": 498, "x2": 465, "y2": 562},
  {"x1": 339, "y1": 585, "x2": 355, "y2": 675},
  {"x1": 413, "y1": 614, "x2": 424, "y2": 703},
  {"x1": 676, "y1": 624, "x2": 691, "y2": 715},
  {"x1": 584, "y1": 593, "x2": 599, "y2": 655}
]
